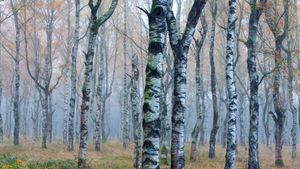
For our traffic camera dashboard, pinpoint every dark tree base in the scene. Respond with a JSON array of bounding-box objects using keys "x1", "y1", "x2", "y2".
[{"x1": 275, "y1": 159, "x2": 284, "y2": 167}]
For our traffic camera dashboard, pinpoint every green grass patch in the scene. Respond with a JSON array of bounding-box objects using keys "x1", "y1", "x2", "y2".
[{"x1": 0, "y1": 155, "x2": 76, "y2": 169}]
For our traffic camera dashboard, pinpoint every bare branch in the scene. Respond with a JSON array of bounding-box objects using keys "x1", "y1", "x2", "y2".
[
  {"x1": 269, "y1": 111, "x2": 278, "y2": 123},
  {"x1": 110, "y1": 20, "x2": 147, "y2": 53},
  {"x1": 96, "y1": 0, "x2": 118, "y2": 27},
  {"x1": 137, "y1": 6, "x2": 149, "y2": 16}
]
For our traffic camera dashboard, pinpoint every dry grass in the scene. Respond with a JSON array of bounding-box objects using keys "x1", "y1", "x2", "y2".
[{"x1": 0, "y1": 140, "x2": 300, "y2": 169}]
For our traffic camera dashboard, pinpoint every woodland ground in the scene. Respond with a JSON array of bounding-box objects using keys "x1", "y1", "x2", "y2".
[{"x1": 0, "y1": 140, "x2": 300, "y2": 169}]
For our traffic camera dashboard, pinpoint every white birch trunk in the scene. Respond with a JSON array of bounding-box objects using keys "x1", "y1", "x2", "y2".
[
  {"x1": 77, "y1": 1, "x2": 118, "y2": 168},
  {"x1": 68, "y1": 0, "x2": 80, "y2": 152},
  {"x1": 142, "y1": 1, "x2": 167, "y2": 167},
  {"x1": 131, "y1": 54, "x2": 142, "y2": 169},
  {"x1": 10, "y1": 0, "x2": 21, "y2": 146},
  {"x1": 224, "y1": 0, "x2": 238, "y2": 168}
]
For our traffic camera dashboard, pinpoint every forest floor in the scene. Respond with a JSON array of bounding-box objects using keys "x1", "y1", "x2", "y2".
[{"x1": 0, "y1": 140, "x2": 300, "y2": 169}]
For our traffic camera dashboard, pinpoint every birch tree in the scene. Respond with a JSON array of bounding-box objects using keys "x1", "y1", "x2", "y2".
[
  {"x1": 190, "y1": 11, "x2": 208, "y2": 161},
  {"x1": 208, "y1": 0, "x2": 219, "y2": 158},
  {"x1": 63, "y1": 0, "x2": 72, "y2": 145},
  {"x1": 284, "y1": 0, "x2": 297, "y2": 158},
  {"x1": 122, "y1": 0, "x2": 130, "y2": 149},
  {"x1": 260, "y1": 41, "x2": 272, "y2": 147},
  {"x1": 166, "y1": 0, "x2": 207, "y2": 167},
  {"x1": 30, "y1": 4, "x2": 42, "y2": 142},
  {"x1": 101, "y1": 26, "x2": 118, "y2": 142},
  {"x1": 94, "y1": 27, "x2": 106, "y2": 151},
  {"x1": 264, "y1": 0, "x2": 289, "y2": 166},
  {"x1": 77, "y1": 0, "x2": 118, "y2": 168},
  {"x1": 245, "y1": 0, "x2": 266, "y2": 168},
  {"x1": 224, "y1": 0, "x2": 238, "y2": 168},
  {"x1": 285, "y1": 35, "x2": 297, "y2": 158},
  {"x1": 236, "y1": 0, "x2": 246, "y2": 147},
  {"x1": 297, "y1": 0, "x2": 300, "y2": 139},
  {"x1": 0, "y1": 76, "x2": 2, "y2": 144},
  {"x1": 68, "y1": 0, "x2": 80, "y2": 152},
  {"x1": 48, "y1": 92, "x2": 54, "y2": 143},
  {"x1": 160, "y1": 1, "x2": 180, "y2": 161},
  {"x1": 0, "y1": 6, "x2": 3, "y2": 144},
  {"x1": 199, "y1": 62, "x2": 207, "y2": 146},
  {"x1": 131, "y1": 54, "x2": 142, "y2": 169},
  {"x1": 24, "y1": 0, "x2": 63, "y2": 148},
  {"x1": 10, "y1": 0, "x2": 21, "y2": 146},
  {"x1": 160, "y1": 53, "x2": 172, "y2": 164},
  {"x1": 63, "y1": 69, "x2": 69, "y2": 145},
  {"x1": 141, "y1": 0, "x2": 167, "y2": 167}
]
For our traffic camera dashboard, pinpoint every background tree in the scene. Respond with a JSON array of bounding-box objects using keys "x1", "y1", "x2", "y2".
[
  {"x1": 68, "y1": 0, "x2": 80, "y2": 152},
  {"x1": 131, "y1": 54, "x2": 142, "y2": 169},
  {"x1": 245, "y1": 0, "x2": 266, "y2": 168},
  {"x1": 122, "y1": 0, "x2": 129, "y2": 149},
  {"x1": 10, "y1": 0, "x2": 21, "y2": 146},
  {"x1": 208, "y1": 0, "x2": 219, "y2": 158},
  {"x1": 264, "y1": 0, "x2": 289, "y2": 166},
  {"x1": 77, "y1": 0, "x2": 118, "y2": 168},
  {"x1": 190, "y1": 10, "x2": 208, "y2": 161}
]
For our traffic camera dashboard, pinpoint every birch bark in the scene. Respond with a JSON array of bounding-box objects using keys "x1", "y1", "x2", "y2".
[
  {"x1": 246, "y1": 0, "x2": 266, "y2": 168},
  {"x1": 10, "y1": 0, "x2": 21, "y2": 146},
  {"x1": 78, "y1": 0, "x2": 118, "y2": 168},
  {"x1": 131, "y1": 54, "x2": 142, "y2": 169},
  {"x1": 224, "y1": 0, "x2": 238, "y2": 168},
  {"x1": 142, "y1": 1, "x2": 167, "y2": 168},
  {"x1": 68, "y1": 0, "x2": 80, "y2": 152},
  {"x1": 208, "y1": 0, "x2": 218, "y2": 158},
  {"x1": 190, "y1": 11, "x2": 208, "y2": 161},
  {"x1": 166, "y1": 0, "x2": 207, "y2": 167}
]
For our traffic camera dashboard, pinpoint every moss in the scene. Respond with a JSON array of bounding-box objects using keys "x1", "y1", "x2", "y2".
[
  {"x1": 191, "y1": 126, "x2": 198, "y2": 137},
  {"x1": 275, "y1": 159, "x2": 284, "y2": 167},
  {"x1": 160, "y1": 145, "x2": 169, "y2": 165}
]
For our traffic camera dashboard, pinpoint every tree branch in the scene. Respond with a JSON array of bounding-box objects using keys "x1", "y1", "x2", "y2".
[
  {"x1": 96, "y1": 0, "x2": 118, "y2": 27},
  {"x1": 136, "y1": 6, "x2": 149, "y2": 16},
  {"x1": 269, "y1": 111, "x2": 278, "y2": 124}
]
